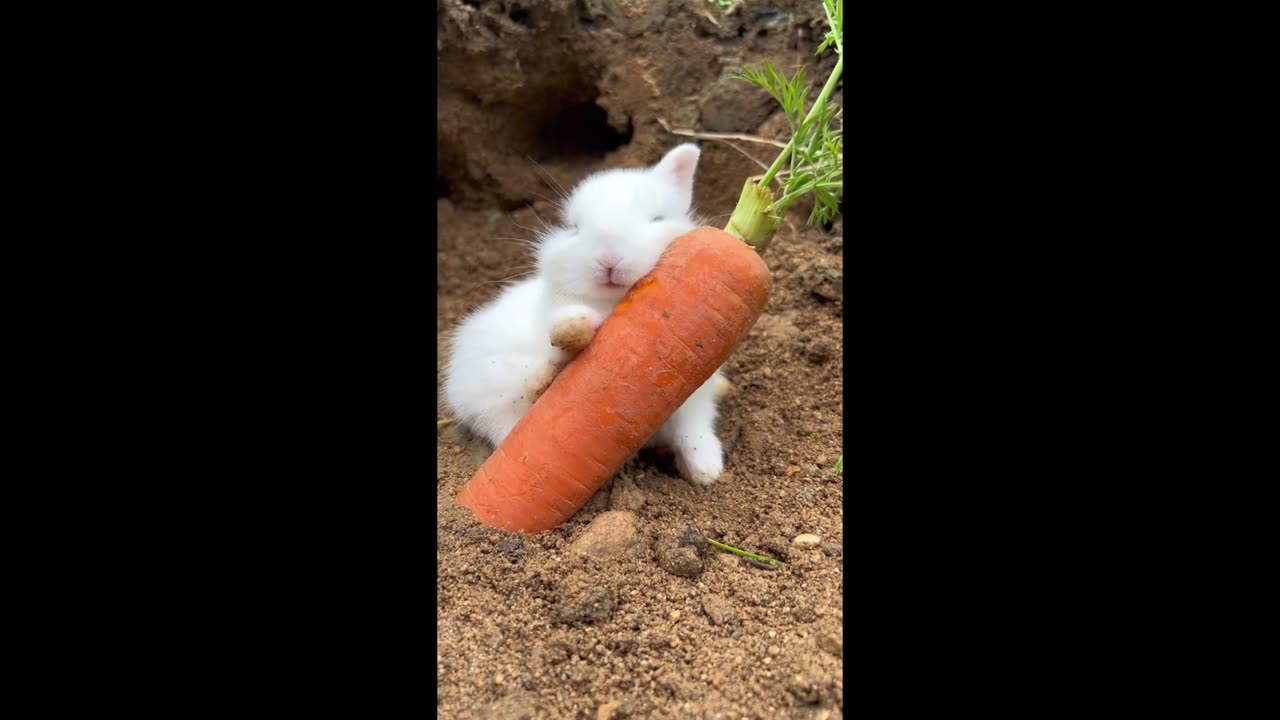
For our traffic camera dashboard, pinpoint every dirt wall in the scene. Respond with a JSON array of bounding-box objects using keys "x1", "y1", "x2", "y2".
[{"x1": 437, "y1": 0, "x2": 841, "y2": 218}]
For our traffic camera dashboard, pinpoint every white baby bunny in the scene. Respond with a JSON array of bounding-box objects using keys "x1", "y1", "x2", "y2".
[{"x1": 442, "y1": 143, "x2": 730, "y2": 486}]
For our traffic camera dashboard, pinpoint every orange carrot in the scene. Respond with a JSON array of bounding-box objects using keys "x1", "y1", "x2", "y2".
[{"x1": 455, "y1": 227, "x2": 771, "y2": 533}]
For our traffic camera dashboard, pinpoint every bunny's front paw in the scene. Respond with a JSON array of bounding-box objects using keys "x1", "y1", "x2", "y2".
[{"x1": 550, "y1": 306, "x2": 604, "y2": 354}]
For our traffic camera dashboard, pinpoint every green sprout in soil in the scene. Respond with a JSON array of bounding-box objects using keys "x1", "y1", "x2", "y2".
[
  {"x1": 707, "y1": 537, "x2": 784, "y2": 568},
  {"x1": 724, "y1": 0, "x2": 843, "y2": 254},
  {"x1": 707, "y1": 0, "x2": 733, "y2": 8},
  {"x1": 833, "y1": 454, "x2": 843, "y2": 475}
]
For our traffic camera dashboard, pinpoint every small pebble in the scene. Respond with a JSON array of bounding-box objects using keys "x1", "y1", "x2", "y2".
[
  {"x1": 819, "y1": 632, "x2": 843, "y2": 656},
  {"x1": 792, "y1": 533, "x2": 822, "y2": 549},
  {"x1": 568, "y1": 511, "x2": 638, "y2": 559},
  {"x1": 669, "y1": 610, "x2": 681, "y2": 621},
  {"x1": 701, "y1": 594, "x2": 738, "y2": 626},
  {"x1": 488, "y1": 534, "x2": 500, "y2": 545},
  {"x1": 768, "y1": 630, "x2": 777, "y2": 638},
  {"x1": 768, "y1": 645, "x2": 780, "y2": 656}
]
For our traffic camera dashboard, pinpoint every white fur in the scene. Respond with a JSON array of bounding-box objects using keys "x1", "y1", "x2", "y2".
[{"x1": 442, "y1": 143, "x2": 728, "y2": 486}]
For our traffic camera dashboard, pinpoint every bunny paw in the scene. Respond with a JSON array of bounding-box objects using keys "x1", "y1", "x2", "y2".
[
  {"x1": 550, "y1": 306, "x2": 604, "y2": 354},
  {"x1": 675, "y1": 443, "x2": 724, "y2": 487}
]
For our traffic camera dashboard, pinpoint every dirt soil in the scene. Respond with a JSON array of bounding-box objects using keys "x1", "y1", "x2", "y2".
[{"x1": 437, "y1": 2, "x2": 843, "y2": 718}]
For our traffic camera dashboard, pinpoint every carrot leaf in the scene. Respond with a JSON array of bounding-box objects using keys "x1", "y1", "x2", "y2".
[
  {"x1": 816, "y1": 0, "x2": 843, "y2": 57},
  {"x1": 723, "y1": 0, "x2": 843, "y2": 253}
]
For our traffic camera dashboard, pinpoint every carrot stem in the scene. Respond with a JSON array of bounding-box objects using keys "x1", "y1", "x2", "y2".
[
  {"x1": 724, "y1": 180, "x2": 782, "y2": 252},
  {"x1": 724, "y1": 34, "x2": 844, "y2": 254}
]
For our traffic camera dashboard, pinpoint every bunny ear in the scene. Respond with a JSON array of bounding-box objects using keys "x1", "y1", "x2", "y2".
[{"x1": 653, "y1": 143, "x2": 700, "y2": 210}]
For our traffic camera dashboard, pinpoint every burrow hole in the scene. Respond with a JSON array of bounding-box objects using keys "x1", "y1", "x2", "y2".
[{"x1": 533, "y1": 102, "x2": 633, "y2": 162}]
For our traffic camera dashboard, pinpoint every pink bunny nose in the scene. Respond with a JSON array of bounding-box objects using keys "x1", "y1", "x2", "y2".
[{"x1": 598, "y1": 253, "x2": 621, "y2": 269}]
